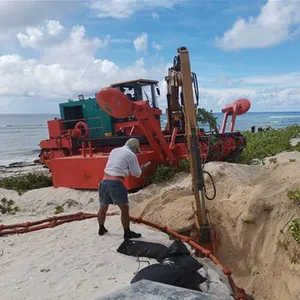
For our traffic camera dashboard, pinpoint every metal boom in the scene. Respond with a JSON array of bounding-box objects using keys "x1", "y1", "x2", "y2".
[{"x1": 177, "y1": 46, "x2": 211, "y2": 246}]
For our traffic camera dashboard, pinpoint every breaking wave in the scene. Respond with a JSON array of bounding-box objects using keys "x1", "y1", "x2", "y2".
[
  {"x1": 269, "y1": 116, "x2": 300, "y2": 119},
  {"x1": 0, "y1": 124, "x2": 47, "y2": 128}
]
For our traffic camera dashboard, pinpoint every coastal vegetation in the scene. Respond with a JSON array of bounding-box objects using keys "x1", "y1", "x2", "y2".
[
  {"x1": 276, "y1": 190, "x2": 300, "y2": 264},
  {"x1": 287, "y1": 189, "x2": 300, "y2": 204},
  {"x1": 54, "y1": 205, "x2": 64, "y2": 215},
  {"x1": 0, "y1": 198, "x2": 20, "y2": 215},
  {"x1": 0, "y1": 172, "x2": 52, "y2": 195},
  {"x1": 235, "y1": 125, "x2": 300, "y2": 164}
]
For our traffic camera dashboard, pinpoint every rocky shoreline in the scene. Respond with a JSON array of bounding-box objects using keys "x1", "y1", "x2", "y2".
[{"x1": 0, "y1": 160, "x2": 49, "y2": 180}]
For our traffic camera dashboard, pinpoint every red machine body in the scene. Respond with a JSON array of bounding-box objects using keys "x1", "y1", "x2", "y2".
[{"x1": 39, "y1": 74, "x2": 251, "y2": 190}]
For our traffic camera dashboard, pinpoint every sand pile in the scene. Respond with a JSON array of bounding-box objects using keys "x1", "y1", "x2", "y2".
[
  {"x1": 129, "y1": 173, "x2": 195, "y2": 232},
  {"x1": 129, "y1": 151, "x2": 300, "y2": 300},
  {"x1": 0, "y1": 187, "x2": 99, "y2": 216},
  {"x1": 205, "y1": 152, "x2": 300, "y2": 300}
]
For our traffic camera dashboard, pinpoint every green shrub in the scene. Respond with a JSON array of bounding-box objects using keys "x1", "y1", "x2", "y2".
[
  {"x1": 0, "y1": 198, "x2": 20, "y2": 215},
  {"x1": 178, "y1": 159, "x2": 191, "y2": 173},
  {"x1": 54, "y1": 205, "x2": 64, "y2": 215},
  {"x1": 0, "y1": 172, "x2": 53, "y2": 195},
  {"x1": 145, "y1": 164, "x2": 177, "y2": 185},
  {"x1": 197, "y1": 108, "x2": 218, "y2": 130},
  {"x1": 289, "y1": 218, "x2": 300, "y2": 244},
  {"x1": 145, "y1": 159, "x2": 192, "y2": 185},
  {"x1": 235, "y1": 125, "x2": 300, "y2": 164},
  {"x1": 287, "y1": 190, "x2": 300, "y2": 203},
  {"x1": 277, "y1": 218, "x2": 300, "y2": 264}
]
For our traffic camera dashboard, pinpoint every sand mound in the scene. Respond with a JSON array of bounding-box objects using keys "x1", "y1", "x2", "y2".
[
  {"x1": 129, "y1": 151, "x2": 300, "y2": 300},
  {"x1": 129, "y1": 173, "x2": 194, "y2": 232},
  {"x1": 206, "y1": 153, "x2": 300, "y2": 300},
  {"x1": 0, "y1": 187, "x2": 99, "y2": 217}
]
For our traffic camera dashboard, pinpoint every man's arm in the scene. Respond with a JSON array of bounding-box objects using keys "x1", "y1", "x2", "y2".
[{"x1": 128, "y1": 154, "x2": 142, "y2": 177}]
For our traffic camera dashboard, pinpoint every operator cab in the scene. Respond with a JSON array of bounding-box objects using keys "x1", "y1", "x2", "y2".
[{"x1": 110, "y1": 79, "x2": 160, "y2": 109}]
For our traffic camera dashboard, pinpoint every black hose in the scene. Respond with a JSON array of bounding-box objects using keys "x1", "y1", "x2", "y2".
[
  {"x1": 192, "y1": 72, "x2": 199, "y2": 106},
  {"x1": 203, "y1": 170, "x2": 216, "y2": 200},
  {"x1": 200, "y1": 132, "x2": 216, "y2": 201},
  {"x1": 173, "y1": 55, "x2": 180, "y2": 71}
]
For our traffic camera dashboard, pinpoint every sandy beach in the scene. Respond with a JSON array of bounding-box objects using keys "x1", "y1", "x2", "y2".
[
  {"x1": 1, "y1": 151, "x2": 300, "y2": 300},
  {"x1": 0, "y1": 214, "x2": 175, "y2": 300}
]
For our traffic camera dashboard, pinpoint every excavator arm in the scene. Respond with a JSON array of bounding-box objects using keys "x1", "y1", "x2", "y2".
[{"x1": 167, "y1": 47, "x2": 213, "y2": 249}]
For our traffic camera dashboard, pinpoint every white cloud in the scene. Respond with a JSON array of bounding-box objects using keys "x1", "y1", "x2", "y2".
[
  {"x1": 46, "y1": 20, "x2": 65, "y2": 36},
  {"x1": 17, "y1": 27, "x2": 44, "y2": 49},
  {"x1": 194, "y1": 72, "x2": 300, "y2": 110},
  {"x1": 0, "y1": 22, "x2": 168, "y2": 113},
  {"x1": 42, "y1": 25, "x2": 110, "y2": 68},
  {"x1": 16, "y1": 20, "x2": 65, "y2": 49},
  {"x1": 240, "y1": 72, "x2": 300, "y2": 87},
  {"x1": 215, "y1": 0, "x2": 300, "y2": 51},
  {"x1": 133, "y1": 33, "x2": 148, "y2": 52},
  {"x1": 1, "y1": 18, "x2": 300, "y2": 113},
  {"x1": 198, "y1": 87, "x2": 300, "y2": 112},
  {"x1": 151, "y1": 12, "x2": 160, "y2": 20},
  {"x1": 200, "y1": 72, "x2": 300, "y2": 88},
  {"x1": 152, "y1": 42, "x2": 163, "y2": 51},
  {"x1": 90, "y1": 0, "x2": 180, "y2": 19}
]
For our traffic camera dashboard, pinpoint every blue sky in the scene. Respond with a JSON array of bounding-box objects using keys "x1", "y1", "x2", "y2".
[{"x1": 0, "y1": 0, "x2": 300, "y2": 113}]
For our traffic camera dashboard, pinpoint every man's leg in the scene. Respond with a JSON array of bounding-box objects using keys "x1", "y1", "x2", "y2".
[
  {"x1": 111, "y1": 181, "x2": 141, "y2": 239},
  {"x1": 118, "y1": 203, "x2": 130, "y2": 228},
  {"x1": 98, "y1": 180, "x2": 112, "y2": 236},
  {"x1": 118, "y1": 204, "x2": 141, "y2": 239},
  {"x1": 98, "y1": 204, "x2": 109, "y2": 236}
]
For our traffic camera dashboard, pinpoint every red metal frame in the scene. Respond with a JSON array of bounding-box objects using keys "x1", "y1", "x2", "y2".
[
  {"x1": 221, "y1": 98, "x2": 251, "y2": 133},
  {"x1": 39, "y1": 84, "x2": 250, "y2": 190}
]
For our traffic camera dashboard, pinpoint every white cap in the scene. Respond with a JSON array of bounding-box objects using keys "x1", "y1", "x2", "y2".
[{"x1": 125, "y1": 138, "x2": 142, "y2": 154}]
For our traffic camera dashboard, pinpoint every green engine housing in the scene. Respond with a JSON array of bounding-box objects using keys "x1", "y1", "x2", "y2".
[{"x1": 59, "y1": 97, "x2": 113, "y2": 139}]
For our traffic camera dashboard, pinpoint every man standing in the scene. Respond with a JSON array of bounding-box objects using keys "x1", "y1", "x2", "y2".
[{"x1": 97, "y1": 138, "x2": 147, "y2": 239}]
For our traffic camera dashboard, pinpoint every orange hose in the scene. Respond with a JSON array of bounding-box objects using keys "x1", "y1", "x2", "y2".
[
  {"x1": 0, "y1": 212, "x2": 248, "y2": 299},
  {"x1": 0, "y1": 212, "x2": 114, "y2": 235}
]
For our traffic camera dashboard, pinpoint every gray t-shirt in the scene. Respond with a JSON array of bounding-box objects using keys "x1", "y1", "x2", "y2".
[{"x1": 104, "y1": 145, "x2": 142, "y2": 178}]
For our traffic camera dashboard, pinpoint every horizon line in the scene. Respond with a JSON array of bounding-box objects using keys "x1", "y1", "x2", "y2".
[{"x1": 1, "y1": 111, "x2": 300, "y2": 115}]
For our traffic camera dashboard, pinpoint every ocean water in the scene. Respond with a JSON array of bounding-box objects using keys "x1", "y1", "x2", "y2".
[{"x1": 1, "y1": 111, "x2": 300, "y2": 166}]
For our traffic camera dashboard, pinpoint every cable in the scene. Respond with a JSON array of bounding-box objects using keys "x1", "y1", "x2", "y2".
[
  {"x1": 134, "y1": 256, "x2": 151, "y2": 275},
  {"x1": 173, "y1": 55, "x2": 180, "y2": 71},
  {"x1": 192, "y1": 72, "x2": 199, "y2": 106},
  {"x1": 203, "y1": 170, "x2": 216, "y2": 201}
]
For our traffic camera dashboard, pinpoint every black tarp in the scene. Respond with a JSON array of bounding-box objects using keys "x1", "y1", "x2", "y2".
[
  {"x1": 116, "y1": 239, "x2": 207, "y2": 292},
  {"x1": 117, "y1": 239, "x2": 168, "y2": 260}
]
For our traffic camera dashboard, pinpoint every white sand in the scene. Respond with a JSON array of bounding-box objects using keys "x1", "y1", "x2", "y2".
[
  {"x1": 0, "y1": 214, "x2": 174, "y2": 300},
  {"x1": 1, "y1": 151, "x2": 300, "y2": 300}
]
